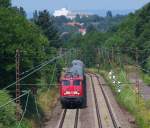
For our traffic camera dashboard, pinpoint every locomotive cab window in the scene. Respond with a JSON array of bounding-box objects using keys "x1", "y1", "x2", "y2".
[
  {"x1": 73, "y1": 80, "x2": 80, "y2": 86},
  {"x1": 62, "y1": 80, "x2": 70, "y2": 86}
]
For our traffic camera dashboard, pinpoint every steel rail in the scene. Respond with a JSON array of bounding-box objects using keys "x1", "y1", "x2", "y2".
[
  {"x1": 58, "y1": 109, "x2": 67, "y2": 128},
  {"x1": 90, "y1": 75, "x2": 102, "y2": 128},
  {"x1": 58, "y1": 109, "x2": 79, "y2": 128},
  {"x1": 95, "y1": 74, "x2": 121, "y2": 128},
  {"x1": 74, "y1": 109, "x2": 79, "y2": 128}
]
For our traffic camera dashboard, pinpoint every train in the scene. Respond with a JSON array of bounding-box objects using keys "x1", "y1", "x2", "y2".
[{"x1": 59, "y1": 60, "x2": 86, "y2": 108}]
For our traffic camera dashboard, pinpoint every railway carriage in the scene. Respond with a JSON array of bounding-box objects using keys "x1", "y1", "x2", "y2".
[{"x1": 60, "y1": 60, "x2": 86, "y2": 108}]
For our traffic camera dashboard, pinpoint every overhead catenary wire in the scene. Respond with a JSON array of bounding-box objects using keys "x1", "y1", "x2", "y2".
[
  {"x1": 100, "y1": 47, "x2": 150, "y2": 52},
  {"x1": 0, "y1": 49, "x2": 74, "y2": 127},
  {"x1": 34, "y1": 95, "x2": 42, "y2": 128},
  {"x1": 48, "y1": 63, "x2": 57, "y2": 90},
  {"x1": 20, "y1": 49, "x2": 62, "y2": 76},
  {"x1": 3, "y1": 50, "x2": 72, "y2": 90},
  {"x1": 17, "y1": 92, "x2": 30, "y2": 128},
  {"x1": 0, "y1": 49, "x2": 74, "y2": 114},
  {"x1": 0, "y1": 47, "x2": 149, "y2": 59},
  {"x1": 20, "y1": 84, "x2": 58, "y2": 86},
  {"x1": 135, "y1": 65, "x2": 150, "y2": 73},
  {"x1": 138, "y1": 56, "x2": 150, "y2": 65},
  {"x1": 0, "y1": 90, "x2": 30, "y2": 108},
  {"x1": 107, "y1": 47, "x2": 150, "y2": 73},
  {"x1": 3, "y1": 57, "x2": 56, "y2": 90},
  {"x1": 20, "y1": 59, "x2": 51, "y2": 76}
]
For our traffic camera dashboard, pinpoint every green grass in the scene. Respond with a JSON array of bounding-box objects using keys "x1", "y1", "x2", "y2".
[
  {"x1": 99, "y1": 69, "x2": 150, "y2": 128},
  {"x1": 141, "y1": 73, "x2": 150, "y2": 86},
  {"x1": 36, "y1": 74, "x2": 59, "y2": 112},
  {"x1": 29, "y1": 74, "x2": 59, "y2": 128},
  {"x1": 37, "y1": 86, "x2": 59, "y2": 113},
  {"x1": 0, "y1": 90, "x2": 32, "y2": 128}
]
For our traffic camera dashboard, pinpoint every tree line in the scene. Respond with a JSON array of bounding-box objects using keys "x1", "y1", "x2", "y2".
[
  {"x1": 0, "y1": 0, "x2": 63, "y2": 127},
  {"x1": 0, "y1": 0, "x2": 150, "y2": 127},
  {"x1": 66, "y1": 2, "x2": 150, "y2": 73}
]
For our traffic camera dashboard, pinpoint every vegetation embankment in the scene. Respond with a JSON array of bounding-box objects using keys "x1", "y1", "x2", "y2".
[
  {"x1": 99, "y1": 68, "x2": 150, "y2": 128},
  {"x1": 140, "y1": 73, "x2": 150, "y2": 86},
  {"x1": 1, "y1": 0, "x2": 150, "y2": 127},
  {"x1": 72, "y1": 3, "x2": 150, "y2": 128},
  {"x1": 0, "y1": 0, "x2": 63, "y2": 127},
  {"x1": 66, "y1": 2, "x2": 150, "y2": 73},
  {"x1": 0, "y1": 90, "x2": 32, "y2": 128}
]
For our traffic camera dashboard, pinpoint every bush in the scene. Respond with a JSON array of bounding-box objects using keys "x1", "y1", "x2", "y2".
[
  {"x1": 0, "y1": 90, "x2": 16, "y2": 128},
  {"x1": 0, "y1": 90, "x2": 32, "y2": 128},
  {"x1": 141, "y1": 73, "x2": 150, "y2": 86},
  {"x1": 100, "y1": 69, "x2": 150, "y2": 128}
]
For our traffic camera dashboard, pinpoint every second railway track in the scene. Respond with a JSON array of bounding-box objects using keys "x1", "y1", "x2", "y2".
[
  {"x1": 90, "y1": 74, "x2": 102, "y2": 128},
  {"x1": 89, "y1": 73, "x2": 121, "y2": 128}
]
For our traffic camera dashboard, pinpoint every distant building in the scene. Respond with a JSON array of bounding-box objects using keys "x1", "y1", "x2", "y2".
[
  {"x1": 53, "y1": 8, "x2": 90, "y2": 20},
  {"x1": 64, "y1": 21, "x2": 86, "y2": 36},
  {"x1": 53, "y1": 8, "x2": 69, "y2": 17},
  {"x1": 65, "y1": 22, "x2": 82, "y2": 27},
  {"x1": 67, "y1": 13, "x2": 76, "y2": 20},
  {"x1": 79, "y1": 28, "x2": 86, "y2": 36},
  {"x1": 53, "y1": 8, "x2": 76, "y2": 19}
]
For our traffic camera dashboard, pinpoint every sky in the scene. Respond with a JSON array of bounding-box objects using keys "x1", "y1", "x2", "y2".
[
  {"x1": 12, "y1": 0, "x2": 150, "y2": 11},
  {"x1": 12, "y1": 0, "x2": 150, "y2": 14}
]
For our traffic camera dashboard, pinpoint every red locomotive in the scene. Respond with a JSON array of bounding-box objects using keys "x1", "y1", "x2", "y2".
[{"x1": 60, "y1": 60, "x2": 86, "y2": 108}]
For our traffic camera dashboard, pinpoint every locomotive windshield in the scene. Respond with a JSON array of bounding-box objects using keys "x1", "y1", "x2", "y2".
[
  {"x1": 73, "y1": 80, "x2": 80, "y2": 86},
  {"x1": 62, "y1": 80, "x2": 70, "y2": 86}
]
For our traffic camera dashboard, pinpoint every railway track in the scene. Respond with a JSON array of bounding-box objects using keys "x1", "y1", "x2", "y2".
[
  {"x1": 57, "y1": 109, "x2": 79, "y2": 128},
  {"x1": 89, "y1": 73, "x2": 121, "y2": 128},
  {"x1": 56, "y1": 73, "x2": 121, "y2": 128},
  {"x1": 90, "y1": 75, "x2": 102, "y2": 128}
]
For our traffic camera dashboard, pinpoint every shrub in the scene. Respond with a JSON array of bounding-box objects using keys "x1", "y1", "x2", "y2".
[
  {"x1": 0, "y1": 90, "x2": 16, "y2": 128},
  {"x1": 100, "y1": 69, "x2": 150, "y2": 128}
]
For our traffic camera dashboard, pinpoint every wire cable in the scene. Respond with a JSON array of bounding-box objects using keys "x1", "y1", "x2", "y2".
[
  {"x1": 0, "y1": 91, "x2": 30, "y2": 108},
  {"x1": 139, "y1": 56, "x2": 150, "y2": 65},
  {"x1": 20, "y1": 59, "x2": 51, "y2": 76},
  {"x1": 17, "y1": 92, "x2": 30, "y2": 128},
  {"x1": 48, "y1": 63, "x2": 57, "y2": 90},
  {"x1": 135, "y1": 65, "x2": 150, "y2": 73},
  {"x1": 3, "y1": 53, "x2": 67, "y2": 90},
  {"x1": 34, "y1": 95, "x2": 42, "y2": 128}
]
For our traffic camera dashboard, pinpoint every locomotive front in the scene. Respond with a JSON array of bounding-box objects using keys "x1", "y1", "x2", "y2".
[{"x1": 60, "y1": 60, "x2": 86, "y2": 108}]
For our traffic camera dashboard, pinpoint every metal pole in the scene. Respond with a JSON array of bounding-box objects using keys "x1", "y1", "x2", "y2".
[
  {"x1": 16, "y1": 49, "x2": 21, "y2": 120},
  {"x1": 97, "y1": 48, "x2": 100, "y2": 73},
  {"x1": 135, "y1": 48, "x2": 140, "y2": 104}
]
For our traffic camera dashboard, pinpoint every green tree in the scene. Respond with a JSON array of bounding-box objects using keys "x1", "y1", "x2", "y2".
[
  {"x1": 12, "y1": 6, "x2": 26, "y2": 17},
  {"x1": 106, "y1": 10, "x2": 112, "y2": 18},
  {"x1": 0, "y1": 0, "x2": 11, "y2": 8},
  {"x1": 0, "y1": 91, "x2": 16, "y2": 127},
  {"x1": 0, "y1": 8, "x2": 48, "y2": 88},
  {"x1": 0, "y1": 90, "x2": 32, "y2": 128},
  {"x1": 33, "y1": 10, "x2": 61, "y2": 48}
]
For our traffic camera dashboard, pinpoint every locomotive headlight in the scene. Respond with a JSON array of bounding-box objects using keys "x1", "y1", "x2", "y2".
[
  {"x1": 64, "y1": 91, "x2": 80, "y2": 95},
  {"x1": 74, "y1": 91, "x2": 80, "y2": 95},
  {"x1": 64, "y1": 91, "x2": 70, "y2": 95}
]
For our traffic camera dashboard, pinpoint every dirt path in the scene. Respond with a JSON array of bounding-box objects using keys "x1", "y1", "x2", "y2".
[{"x1": 44, "y1": 102, "x2": 63, "y2": 128}]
